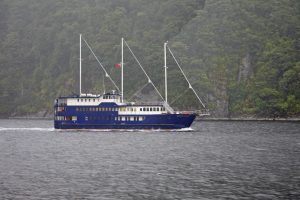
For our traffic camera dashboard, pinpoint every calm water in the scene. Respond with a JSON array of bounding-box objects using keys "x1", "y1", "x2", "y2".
[{"x1": 0, "y1": 120, "x2": 299, "y2": 200}]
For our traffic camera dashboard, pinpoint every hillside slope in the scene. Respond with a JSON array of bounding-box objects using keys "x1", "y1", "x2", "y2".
[{"x1": 0, "y1": 0, "x2": 299, "y2": 118}]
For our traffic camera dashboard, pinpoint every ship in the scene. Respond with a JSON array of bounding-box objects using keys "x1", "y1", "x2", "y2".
[{"x1": 54, "y1": 35, "x2": 209, "y2": 130}]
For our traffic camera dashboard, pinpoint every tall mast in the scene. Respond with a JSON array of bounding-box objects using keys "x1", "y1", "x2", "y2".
[
  {"x1": 121, "y1": 37, "x2": 124, "y2": 102},
  {"x1": 79, "y1": 34, "x2": 82, "y2": 96},
  {"x1": 164, "y1": 41, "x2": 168, "y2": 104}
]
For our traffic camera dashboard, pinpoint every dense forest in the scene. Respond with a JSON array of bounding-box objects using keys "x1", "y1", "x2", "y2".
[{"x1": 0, "y1": 0, "x2": 299, "y2": 118}]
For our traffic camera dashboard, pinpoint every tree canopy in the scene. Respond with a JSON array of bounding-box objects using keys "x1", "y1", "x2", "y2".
[{"x1": 0, "y1": 0, "x2": 299, "y2": 118}]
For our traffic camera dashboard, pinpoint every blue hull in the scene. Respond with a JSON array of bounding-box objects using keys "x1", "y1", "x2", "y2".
[{"x1": 54, "y1": 114, "x2": 196, "y2": 130}]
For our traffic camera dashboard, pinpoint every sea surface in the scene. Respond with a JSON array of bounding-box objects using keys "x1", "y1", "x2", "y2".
[{"x1": 0, "y1": 119, "x2": 299, "y2": 200}]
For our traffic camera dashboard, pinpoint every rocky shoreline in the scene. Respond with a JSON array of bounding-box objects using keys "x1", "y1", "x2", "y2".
[{"x1": 197, "y1": 117, "x2": 300, "y2": 122}]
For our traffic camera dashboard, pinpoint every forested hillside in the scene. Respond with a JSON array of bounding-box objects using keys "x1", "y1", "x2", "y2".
[{"x1": 0, "y1": 0, "x2": 299, "y2": 118}]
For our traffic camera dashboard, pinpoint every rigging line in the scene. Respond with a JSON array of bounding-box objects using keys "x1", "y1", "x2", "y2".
[
  {"x1": 123, "y1": 39, "x2": 165, "y2": 102},
  {"x1": 128, "y1": 82, "x2": 150, "y2": 101},
  {"x1": 167, "y1": 46, "x2": 206, "y2": 108},
  {"x1": 169, "y1": 88, "x2": 190, "y2": 105},
  {"x1": 82, "y1": 37, "x2": 120, "y2": 92}
]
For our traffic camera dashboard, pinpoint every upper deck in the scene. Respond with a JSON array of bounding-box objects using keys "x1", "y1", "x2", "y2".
[{"x1": 56, "y1": 92, "x2": 122, "y2": 106}]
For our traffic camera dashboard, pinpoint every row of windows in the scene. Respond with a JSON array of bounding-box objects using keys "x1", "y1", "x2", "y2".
[
  {"x1": 55, "y1": 116, "x2": 145, "y2": 122},
  {"x1": 76, "y1": 96, "x2": 118, "y2": 102},
  {"x1": 77, "y1": 98, "x2": 98, "y2": 102},
  {"x1": 76, "y1": 107, "x2": 117, "y2": 112},
  {"x1": 103, "y1": 95, "x2": 118, "y2": 99},
  {"x1": 75, "y1": 107, "x2": 165, "y2": 112},
  {"x1": 116, "y1": 116, "x2": 145, "y2": 121},
  {"x1": 87, "y1": 116, "x2": 145, "y2": 121},
  {"x1": 55, "y1": 116, "x2": 77, "y2": 121},
  {"x1": 140, "y1": 107, "x2": 165, "y2": 112}
]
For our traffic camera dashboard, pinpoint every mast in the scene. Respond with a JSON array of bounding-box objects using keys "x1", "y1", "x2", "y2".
[
  {"x1": 79, "y1": 34, "x2": 82, "y2": 96},
  {"x1": 164, "y1": 41, "x2": 168, "y2": 104},
  {"x1": 121, "y1": 37, "x2": 124, "y2": 102}
]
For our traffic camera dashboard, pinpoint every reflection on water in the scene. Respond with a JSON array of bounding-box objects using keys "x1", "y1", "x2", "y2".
[{"x1": 0, "y1": 119, "x2": 299, "y2": 199}]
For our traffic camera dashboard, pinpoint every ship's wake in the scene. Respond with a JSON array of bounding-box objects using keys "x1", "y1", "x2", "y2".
[{"x1": 0, "y1": 127, "x2": 55, "y2": 132}]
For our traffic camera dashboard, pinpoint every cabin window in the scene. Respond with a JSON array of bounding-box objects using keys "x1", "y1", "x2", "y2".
[
  {"x1": 93, "y1": 99, "x2": 95, "y2": 102},
  {"x1": 143, "y1": 108, "x2": 145, "y2": 111},
  {"x1": 150, "y1": 108, "x2": 152, "y2": 111},
  {"x1": 77, "y1": 99, "x2": 79, "y2": 102},
  {"x1": 81, "y1": 99, "x2": 83, "y2": 102},
  {"x1": 140, "y1": 108, "x2": 142, "y2": 111},
  {"x1": 146, "y1": 108, "x2": 149, "y2": 111}
]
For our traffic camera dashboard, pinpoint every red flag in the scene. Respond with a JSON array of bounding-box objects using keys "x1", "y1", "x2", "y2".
[{"x1": 115, "y1": 63, "x2": 121, "y2": 68}]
